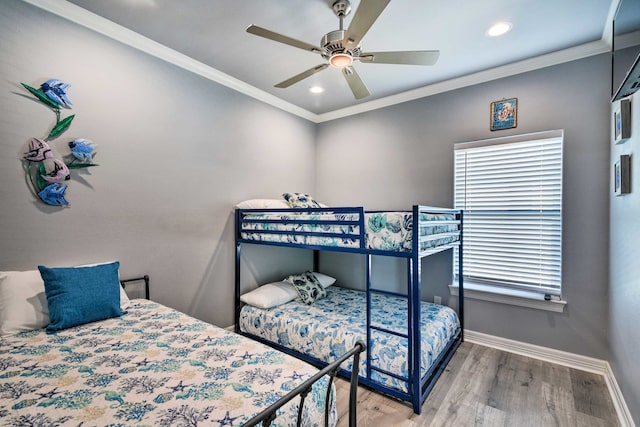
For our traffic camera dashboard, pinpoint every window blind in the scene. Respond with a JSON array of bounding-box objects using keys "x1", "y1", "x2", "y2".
[{"x1": 454, "y1": 131, "x2": 563, "y2": 296}]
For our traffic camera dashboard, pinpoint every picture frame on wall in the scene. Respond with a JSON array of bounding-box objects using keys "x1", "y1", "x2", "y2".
[
  {"x1": 614, "y1": 98, "x2": 631, "y2": 144},
  {"x1": 614, "y1": 154, "x2": 631, "y2": 196},
  {"x1": 490, "y1": 98, "x2": 518, "y2": 131}
]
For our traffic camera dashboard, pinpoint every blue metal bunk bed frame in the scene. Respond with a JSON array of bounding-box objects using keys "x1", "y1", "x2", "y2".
[{"x1": 234, "y1": 205, "x2": 464, "y2": 414}]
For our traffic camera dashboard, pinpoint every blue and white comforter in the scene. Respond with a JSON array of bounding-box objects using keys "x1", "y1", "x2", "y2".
[
  {"x1": 240, "y1": 287, "x2": 460, "y2": 393},
  {"x1": 240, "y1": 211, "x2": 459, "y2": 252},
  {"x1": 0, "y1": 300, "x2": 335, "y2": 427}
]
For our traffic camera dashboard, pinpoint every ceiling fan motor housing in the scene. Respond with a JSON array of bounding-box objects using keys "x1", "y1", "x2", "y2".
[
  {"x1": 321, "y1": 30, "x2": 360, "y2": 60},
  {"x1": 331, "y1": 0, "x2": 352, "y2": 18}
]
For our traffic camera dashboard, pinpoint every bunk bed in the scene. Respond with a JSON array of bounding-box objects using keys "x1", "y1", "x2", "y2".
[
  {"x1": 235, "y1": 204, "x2": 464, "y2": 414},
  {"x1": 0, "y1": 272, "x2": 364, "y2": 427}
]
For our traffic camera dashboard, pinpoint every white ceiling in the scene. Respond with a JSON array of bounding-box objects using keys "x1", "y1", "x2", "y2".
[{"x1": 31, "y1": 0, "x2": 616, "y2": 120}]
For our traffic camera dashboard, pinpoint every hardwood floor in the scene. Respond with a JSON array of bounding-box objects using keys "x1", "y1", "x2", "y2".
[{"x1": 335, "y1": 342, "x2": 619, "y2": 427}]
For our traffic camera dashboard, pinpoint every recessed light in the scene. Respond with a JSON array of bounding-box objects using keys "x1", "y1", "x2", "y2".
[
  {"x1": 309, "y1": 86, "x2": 324, "y2": 94},
  {"x1": 487, "y1": 21, "x2": 512, "y2": 37}
]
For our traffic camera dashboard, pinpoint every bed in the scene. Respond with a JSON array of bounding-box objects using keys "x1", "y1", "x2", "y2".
[
  {"x1": 235, "y1": 198, "x2": 464, "y2": 414},
  {"x1": 0, "y1": 266, "x2": 364, "y2": 427},
  {"x1": 240, "y1": 286, "x2": 460, "y2": 393}
]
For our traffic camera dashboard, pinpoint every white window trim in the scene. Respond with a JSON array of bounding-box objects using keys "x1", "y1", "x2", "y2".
[
  {"x1": 453, "y1": 129, "x2": 565, "y2": 311},
  {"x1": 449, "y1": 282, "x2": 566, "y2": 313}
]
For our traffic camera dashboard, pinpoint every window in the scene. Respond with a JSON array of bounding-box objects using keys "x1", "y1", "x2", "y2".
[{"x1": 454, "y1": 130, "x2": 563, "y2": 298}]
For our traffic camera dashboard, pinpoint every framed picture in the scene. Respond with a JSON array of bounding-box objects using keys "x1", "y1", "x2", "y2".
[
  {"x1": 614, "y1": 98, "x2": 631, "y2": 144},
  {"x1": 490, "y1": 98, "x2": 518, "y2": 131},
  {"x1": 614, "y1": 154, "x2": 631, "y2": 196}
]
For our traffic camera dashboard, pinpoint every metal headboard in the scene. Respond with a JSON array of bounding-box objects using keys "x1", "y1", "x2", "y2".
[{"x1": 119, "y1": 275, "x2": 150, "y2": 299}]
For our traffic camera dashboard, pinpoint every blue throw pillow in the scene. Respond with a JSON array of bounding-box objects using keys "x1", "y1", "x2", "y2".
[{"x1": 38, "y1": 261, "x2": 123, "y2": 332}]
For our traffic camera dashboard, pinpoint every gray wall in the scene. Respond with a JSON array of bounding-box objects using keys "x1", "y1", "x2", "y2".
[
  {"x1": 610, "y1": 92, "x2": 640, "y2": 419},
  {"x1": 0, "y1": 0, "x2": 314, "y2": 327},
  {"x1": 316, "y1": 54, "x2": 612, "y2": 360}
]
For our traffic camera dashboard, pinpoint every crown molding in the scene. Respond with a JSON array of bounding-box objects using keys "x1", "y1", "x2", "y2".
[
  {"x1": 602, "y1": 0, "x2": 620, "y2": 46},
  {"x1": 316, "y1": 40, "x2": 609, "y2": 122},
  {"x1": 20, "y1": 0, "x2": 318, "y2": 122},
  {"x1": 22, "y1": 0, "x2": 611, "y2": 124}
]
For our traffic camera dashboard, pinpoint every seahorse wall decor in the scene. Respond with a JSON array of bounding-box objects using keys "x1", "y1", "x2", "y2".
[{"x1": 20, "y1": 79, "x2": 98, "y2": 206}]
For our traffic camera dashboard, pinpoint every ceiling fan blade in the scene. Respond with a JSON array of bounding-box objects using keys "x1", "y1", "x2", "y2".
[
  {"x1": 342, "y1": 0, "x2": 391, "y2": 50},
  {"x1": 359, "y1": 50, "x2": 440, "y2": 65},
  {"x1": 247, "y1": 25, "x2": 321, "y2": 54},
  {"x1": 274, "y1": 64, "x2": 329, "y2": 88},
  {"x1": 342, "y1": 66, "x2": 370, "y2": 99}
]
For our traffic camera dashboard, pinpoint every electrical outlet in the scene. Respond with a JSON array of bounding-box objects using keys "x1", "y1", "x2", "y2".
[{"x1": 434, "y1": 295, "x2": 442, "y2": 304}]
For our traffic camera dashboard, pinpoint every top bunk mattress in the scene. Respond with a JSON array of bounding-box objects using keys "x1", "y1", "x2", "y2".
[
  {"x1": 0, "y1": 299, "x2": 335, "y2": 426},
  {"x1": 239, "y1": 286, "x2": 460, "y2": 394},
  {"x1": 239, "y1": 210, "x2": 460, "y2": 253}
]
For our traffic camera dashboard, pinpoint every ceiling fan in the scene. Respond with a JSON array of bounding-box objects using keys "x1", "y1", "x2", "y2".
[{"x1": 246, "y1": 0, "x2": 440, "y2": 100}]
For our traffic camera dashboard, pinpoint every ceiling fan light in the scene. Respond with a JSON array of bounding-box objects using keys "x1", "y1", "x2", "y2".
[{"x1": 329, "y1": 53, "x2": 353, "y2": 67}]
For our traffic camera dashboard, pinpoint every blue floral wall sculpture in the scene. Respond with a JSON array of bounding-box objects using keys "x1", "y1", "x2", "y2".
[{"x1": 20, "y1": 79, "x2": 97, "y2": 206}]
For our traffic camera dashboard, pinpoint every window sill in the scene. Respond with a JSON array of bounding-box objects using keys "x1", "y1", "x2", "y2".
[{"x1": 449, "y1": 282, "x2": 566, "y2": 313}]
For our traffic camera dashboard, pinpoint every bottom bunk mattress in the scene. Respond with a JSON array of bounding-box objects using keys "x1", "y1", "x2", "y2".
[
  {"x1": 239, "y1": 286, "x2": 460, "y2": 393},
  {"x1": 0, "y1": 299, "x2": 335, "y2": 427}
]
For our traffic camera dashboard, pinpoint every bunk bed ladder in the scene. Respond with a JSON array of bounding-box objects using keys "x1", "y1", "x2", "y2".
[
  {"x1": 365, "y1": 263, "x2": 421, "y2": 411},
  {"x1": 364, "y1": 205, "x2": 425, "y2": 414}
]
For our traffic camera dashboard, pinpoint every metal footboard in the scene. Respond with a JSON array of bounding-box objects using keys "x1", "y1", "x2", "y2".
[{"x1": 243, "y1": 341, "x2": 366, "y2": 427}]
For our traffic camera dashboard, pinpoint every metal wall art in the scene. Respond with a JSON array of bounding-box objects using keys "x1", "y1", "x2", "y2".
[{"x1": 20, "y1": 79, "x2": 98, "y2": 206}]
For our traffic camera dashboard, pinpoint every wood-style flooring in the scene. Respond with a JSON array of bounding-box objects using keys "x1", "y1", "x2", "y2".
[{"x1": 335, "y1": 342, "x2": 619, "y2": 427}]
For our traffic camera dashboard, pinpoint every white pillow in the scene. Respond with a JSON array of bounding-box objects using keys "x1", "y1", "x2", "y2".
[
  {"x1": 236, "y1": 199, "x2": 290, "y2": 209},
  {"x1": 0, "y1": 270, "x2": 49, "y2": 337},
  {"x1": 240, "y1": 281, "x2": 298, "y2": 309},
  {"x1": 312, "y1": 272, "x2": 336, "y2": 289},
  {"x1": 0, "y1": 262, "x2": 133, "y2": 337},
  {"x1": 77, "y1": 262, "x2": 131, "y2": 310},
  {"x1": 119, "y1": 286, "x2": 131, "y2": 309}
]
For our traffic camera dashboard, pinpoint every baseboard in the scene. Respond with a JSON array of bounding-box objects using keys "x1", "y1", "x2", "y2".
[
  {"x1": 465, "y1": 329, "x2": 635, "y2": 427},
  {"x1": 604, "y1": 363, "x2": 637, "y2": 427},
  {"x1": 464, "y1": 330, "x2": 607, "y2": 373}
]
